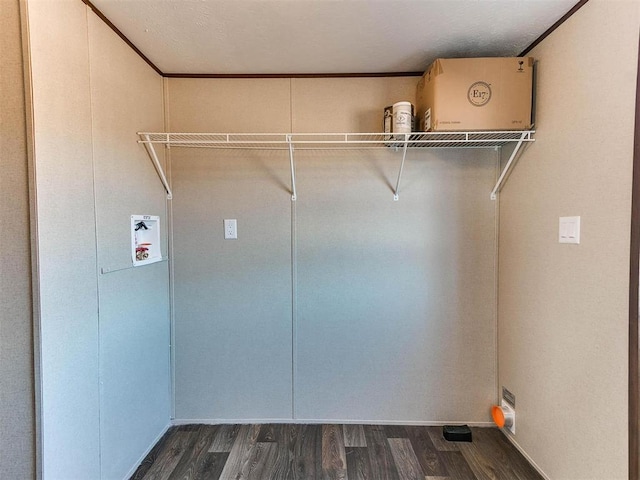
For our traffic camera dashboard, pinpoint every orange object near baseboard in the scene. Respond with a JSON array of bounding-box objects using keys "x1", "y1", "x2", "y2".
[{"x1": 492, "y1": 405, "x2": 506, "y2": 427}]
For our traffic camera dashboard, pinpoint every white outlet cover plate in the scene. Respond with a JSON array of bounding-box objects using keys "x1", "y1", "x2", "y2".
[
  {"x1": 559, "y1": 216, "x2": 580, "y2": 244},
  {"x1": 224, "y1": 219, "x2": 237, "y2": 239}
]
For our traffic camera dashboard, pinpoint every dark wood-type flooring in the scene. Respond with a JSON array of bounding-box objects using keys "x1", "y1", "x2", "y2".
[{"x1": 131, "y1": 424, "x2": 544, "y2": 480}]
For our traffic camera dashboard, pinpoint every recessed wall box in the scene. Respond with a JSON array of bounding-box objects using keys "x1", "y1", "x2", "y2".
[{"x1": 131, "y1": 215, "x2": 161, "y2": 266}]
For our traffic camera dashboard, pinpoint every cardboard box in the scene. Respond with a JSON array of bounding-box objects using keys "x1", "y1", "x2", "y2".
[{"x1": 416, "y1": 57, "x2": 534, "y2": 131}]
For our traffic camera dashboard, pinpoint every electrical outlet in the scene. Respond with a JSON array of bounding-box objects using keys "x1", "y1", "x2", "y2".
[{"x1": 224, "y1": 219, "x2": 237, "y2": 239}]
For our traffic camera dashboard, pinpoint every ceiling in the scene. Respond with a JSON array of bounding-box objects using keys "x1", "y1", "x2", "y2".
[{"x1": 89, "y1": 0, "x2": 580, "y2": 75}]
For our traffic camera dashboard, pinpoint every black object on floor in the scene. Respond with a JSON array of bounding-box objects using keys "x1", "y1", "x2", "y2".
[{"x1": 443, "y1": 425, "x2": 473, "y2": 442}]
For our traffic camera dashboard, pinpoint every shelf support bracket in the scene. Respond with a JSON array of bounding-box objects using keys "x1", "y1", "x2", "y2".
[
  {"x1": 141, "y1": 134, "x2": 173, "y2": 200},
  {"x1": 490, "y1": 131, "x2": 528, "y2": 200},
  {"x1": 393, "y1": 135, "x2": 409, "y2": 201},
  {"x1": 287, "y1": 135, "x2": 297, "y2": 201}
]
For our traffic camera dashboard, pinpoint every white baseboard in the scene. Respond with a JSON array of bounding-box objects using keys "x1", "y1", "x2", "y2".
[
  {"x1": 121, "y1": 422, "x2": 172, "y2": 480},
  {"x1": 171, "y1": 418, "x2": 494, "y2": 427}
]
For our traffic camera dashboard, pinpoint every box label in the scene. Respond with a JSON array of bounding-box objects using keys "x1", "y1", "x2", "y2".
[{"x1": 468, "y1": 81, "x2": 492, "y2": 107}]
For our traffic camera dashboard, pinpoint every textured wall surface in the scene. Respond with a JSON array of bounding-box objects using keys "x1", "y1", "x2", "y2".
[
  {"x1": 168, "y1": 77, "x2": 499, "y2": 423},
  {"x1": 169, "y1": 79, "x2": 295, "y2": 420},
  {"x1": 27, "y1": 0, "x2": 101, "y2": 477},
  {"x1": 498, "y1": 1, "x2": 640, "y2": 478},
  {"x1": 25, "y1": 1, "x2": 170, "y2": 478},
  {"x1": 87, "y1": 13, "x2": 170, "y2": 480},
  {"x1": 0, "y1": 0, "x2": 35, "y2": 478}
]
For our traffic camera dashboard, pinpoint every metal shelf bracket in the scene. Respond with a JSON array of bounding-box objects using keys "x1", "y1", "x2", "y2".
[
  {"x1": 287, "y1": 135, "x2": 297, "y2": 201},
  {"x1": 490, "y1": 131, "x2": 529, "y2": 200},
  {"x1": 141, "y1": 133, "x2": 173, "y2": 200},
  {"x1": 393, "y1": 134, "x2": 409, "y2": 201}
]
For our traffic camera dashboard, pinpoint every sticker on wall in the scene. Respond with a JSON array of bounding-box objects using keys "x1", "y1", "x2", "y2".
[{"x1": 131, "y1": 215, "x2": 161, "y2": 266}]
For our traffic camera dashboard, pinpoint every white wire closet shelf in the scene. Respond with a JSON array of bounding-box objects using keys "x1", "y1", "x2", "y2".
[{"x1": 138, "y1": 130, "x2": 535, "y2": 201}]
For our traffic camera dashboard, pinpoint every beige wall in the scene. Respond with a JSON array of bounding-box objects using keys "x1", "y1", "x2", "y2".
[
  {"x1": 27, "y1": 1, "x2": 101, "y2": 475},
  {"x1": 87, "y1": 11, "x2": 171, "y2": 480},
  {"x1": 168, "y1": 77, "x2": 500, "y2": 423},
  {"x1": 0, "y1": 0, "x2": 35, "y2": 478},
  {"x1": 498, "y1": 1, "x2": 640, "y2": 478},
  {"x1": 25, "y1": 0, "x2": 170, "y2": 478}
]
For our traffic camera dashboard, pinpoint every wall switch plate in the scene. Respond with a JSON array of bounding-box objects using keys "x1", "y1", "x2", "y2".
[
  {"x1": 559, "y1": 216, "x2": 580, "y2": 244},
  {"x1": 224, "y1": 219, "x2": 237, "y2": 239}
]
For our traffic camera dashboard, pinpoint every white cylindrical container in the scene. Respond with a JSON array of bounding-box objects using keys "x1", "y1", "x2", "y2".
[{"x1": 393, "y1": 101, "x2": 414, "y2": 135}]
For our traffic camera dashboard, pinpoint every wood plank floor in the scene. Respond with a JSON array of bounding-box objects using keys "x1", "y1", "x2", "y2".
[{"x1": 130, "y1": 424, "x2": 543, "y2": 480}]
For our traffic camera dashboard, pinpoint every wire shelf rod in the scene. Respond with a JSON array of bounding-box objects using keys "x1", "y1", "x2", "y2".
[{"x1": 136, "y1": 131, "x2": 535, "y2": 202}]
